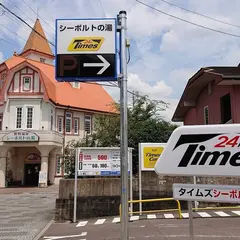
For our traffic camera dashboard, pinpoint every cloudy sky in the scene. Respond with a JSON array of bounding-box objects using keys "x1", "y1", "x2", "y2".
[{"x1": 1, "y1": 0, "x2": 240, "y2": 122}]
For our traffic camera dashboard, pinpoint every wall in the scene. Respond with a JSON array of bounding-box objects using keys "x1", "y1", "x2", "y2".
[
  {"x1": 7, "y1": 99, "x2": 41, "y2": 130},
  {"x1": 184, "y1": 83, "x2": 235, "y2": 125},
  {"x1": 56, "y1": 173, "x2": 240, "y2": 220},
  {"x1": 55, "y1": 108, "x2": 91, "y2": 145},
  {"x1": 8, "y1": 68, "x2": 43, "y2": 94},
  {"x1": 232, "y1": 87, "x2": 240, "y2": 123},
  {"x1": 26, "y1": 53, "x2": 53, "y2": 65}
]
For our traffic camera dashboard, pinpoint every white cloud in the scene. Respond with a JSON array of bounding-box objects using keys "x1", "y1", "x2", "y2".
[
  {"x1": 2, "y1": 0, "x2": 240, "y2": 126},
  {"x1": 128, "y1": 73, "x2": 172, "y2": 98},
  {"x1": 103, "y1": 73, "x2": 177, "y2": 121}
]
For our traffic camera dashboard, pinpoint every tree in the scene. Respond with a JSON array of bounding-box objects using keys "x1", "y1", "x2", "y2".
[{"x1": 64, "y1": 96, "x2": 178, "y2": 176}]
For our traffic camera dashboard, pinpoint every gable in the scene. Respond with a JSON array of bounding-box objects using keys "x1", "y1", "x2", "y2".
[{"x1": 8, "y1": 67, "x2": 44, "y2": 95}]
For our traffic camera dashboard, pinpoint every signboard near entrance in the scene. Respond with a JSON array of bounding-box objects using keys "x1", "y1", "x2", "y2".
[
  {"x1": 173, "y1": 183, "x2": 240, "y2": 203},
  {"x1": 38, "y1": 171, "x2": 47, "y2": 184},
  {"x1": 3, "y1": 130, "x2": 39, "y2": 142},
  {"x1": 55, "y1": 18, "x2": 117, "y2": 81},
  {"x1": 154, "y1": 124, "x2": 240, "y2": 177}
]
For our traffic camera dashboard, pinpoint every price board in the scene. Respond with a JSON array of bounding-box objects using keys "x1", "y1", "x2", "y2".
[{"x1": 76, "y1": 147, "x2": 130, "y2": 176}]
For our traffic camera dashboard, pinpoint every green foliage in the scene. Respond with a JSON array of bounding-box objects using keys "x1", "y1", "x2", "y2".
[{"x1": 63, "y1": 96, "x2": 178, "y2": 176}]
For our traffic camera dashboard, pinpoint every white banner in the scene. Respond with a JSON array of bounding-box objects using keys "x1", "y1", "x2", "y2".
[
  {"x1": 155, "y1": 124, "x2": 240, "y2": 177},
  {"x1": 76, "y1": 147, "x2": 131, "y2": 176},
  {"x1": 173, "y1": 183, "x2": 240, "y2": 203}
]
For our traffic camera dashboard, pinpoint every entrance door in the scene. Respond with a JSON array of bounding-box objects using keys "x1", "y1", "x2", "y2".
[{"x1": 24, "y1": 164, "x2": 40, "y2": 186}]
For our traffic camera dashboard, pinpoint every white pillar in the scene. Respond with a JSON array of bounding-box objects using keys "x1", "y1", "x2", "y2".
[
  {"x1": 48, "y1": 155, "x2": 56, "y2": 185},
  {"x1": 0, "y1": 149, "x2": 8, "y2": 188},
  {"x1": 38, "y1": 146, "x2": 52, "y2": 188}
]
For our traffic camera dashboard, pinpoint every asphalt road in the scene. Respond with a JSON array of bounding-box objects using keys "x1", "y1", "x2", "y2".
[{"x1": 41, "y1": 216, "x2": 240, "y2": 240}]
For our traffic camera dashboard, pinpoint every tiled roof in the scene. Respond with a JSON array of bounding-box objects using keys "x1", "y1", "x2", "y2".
[
  {"x1": 3, "y1": 56, "x2": 116, "y2": 113},
  {"x1": 21, "y1": 19, "x2": 54, "y2": 57},
  {"x1": 205, "y1": 66, "x2": 240, "y2": 76}
]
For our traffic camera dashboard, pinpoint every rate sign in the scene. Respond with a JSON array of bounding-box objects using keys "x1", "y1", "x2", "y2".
[
  {"x1": 173, "y1": 183, "x2": 240, "y2": 203},
  {"x1": 77, "y1": 148, "x2": 130, "y2": 176},
  {"x1": 154, "y1": 124, "x2": 240, "y2": 177},
  {"x1": 56, "y1": 18, "x2": 117, "y2": 81}
]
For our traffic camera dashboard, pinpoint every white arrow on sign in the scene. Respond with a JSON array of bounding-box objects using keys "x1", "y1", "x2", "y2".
[{"x1": 83, "y1": 55, "x2": 110, "y2": 75}]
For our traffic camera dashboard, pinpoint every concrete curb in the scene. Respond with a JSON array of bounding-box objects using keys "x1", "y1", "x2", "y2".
[{"x1": 33, "y1": 219, "x2": 54, "y2": 240}]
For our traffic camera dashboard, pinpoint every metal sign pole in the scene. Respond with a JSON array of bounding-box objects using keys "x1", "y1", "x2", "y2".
[
  {"x1": 73, "y1": 148, "x2": 78, "y2": 223},
  {"x1": 138, "y1": 143, "x2": 142, "y2": 215},
  {"x1": 188, "y1": 201, "x2": 194, "y2": 240},
  {"x1": 119, "y1": 10, "x2": 129, "y2": 240},
  {"x1": 193, "y1": 176, "x2": 198, "y2": 210},
  {"x1": 129, "y1": 149, "x2": 133, "y2": 215}
]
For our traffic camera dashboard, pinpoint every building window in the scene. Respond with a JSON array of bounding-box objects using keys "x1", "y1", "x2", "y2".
[
  {"x1": 27, "y1": 107, "x2": 33, "y2": 128},
  {"x1": 40, "y1": 58, "x2": 46, "y2": 63},
  {"x1": 208, "y1": 83, "x2": 212, "y2": 95},
  {"x1": 56, "y1": 156, "x2": 62, "y2": 175},
  {"x1": 204, "y1": 106, "x2": 209, "y2": 125},
  {"x1": 65, "y1": 112, "x2": 72, "y2": 134},
  {"x1": 58, "y1": 116, "x2": 63, "y2": 133},
  {"x1": 23, "y1": 76, "x2": 31, "y2": 91},
  {"x1": 220, "y1": 93, "x2": 232, "y2": 124},
  {"x1": 85, "y1": 115, "x2": 92, "y2": 134},
  {"x1": 0, "y1": 114, "x2": 2, "y2": 130},
  {"x1": 16, "y1": 107, "x2": 22, "y2": 129},
  {"x1": 74, "y1": 118, "x2": 79, "y2": 135},
  {"x1": 72, "y1": 82, "x2": 80, "y2": 88}
]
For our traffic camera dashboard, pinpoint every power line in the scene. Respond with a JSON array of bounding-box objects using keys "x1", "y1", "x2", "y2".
[
  {"x1": 0, "y1": 3, "x2": 55, "y2": 46},
  {"x1": 135, "y1": 0, "x2": 240, "y2": 38},
  {"x1": 0, "y1": 38, "x2": 14, "y2": 45},
  {"x1": 3, "y1": 11, "x2": 54, "y2": 50},
  {"x1": 159, "y1": 0, "x2": 240, "y2": 29},
  {"x1": 97, "y1": 0, "x2": 106, "y2": 17},
  {"x1": 7, "y1": 0, "x2": 35, "y2": 24},
  {"x1": 0, "y1": 2, "x2": 165, "y2": 108},
  {"x1": 7, "y1": 0, "x2": 54, "y2": 41},
  {"x1": 0, "y1": 23, "x2": 28, "y2": 43},
  {"x1": 19, "y1": 0, "x2": 55, "y2": 31}
]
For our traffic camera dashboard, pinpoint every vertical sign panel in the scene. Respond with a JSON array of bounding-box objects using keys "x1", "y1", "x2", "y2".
[{"x1": 56, "y1": 18, "x2": 117, "y2": 81}]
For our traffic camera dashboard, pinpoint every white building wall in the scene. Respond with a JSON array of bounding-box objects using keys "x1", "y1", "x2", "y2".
[
  {"x1": 26, "y1": 53, "x2": 53, "y2": 65},
  {"x1": 13, "y1": 72, "x2": 20, "y2": 92},
  {"x1": 41, "y1": 101, "x2": 50, "y2": 130},
  {"x1": 33, "y1": 71, "x2": 40, "y2": 93},
  {"x1": 7, "y1": 99, "x2": 41, "y2": 130}
]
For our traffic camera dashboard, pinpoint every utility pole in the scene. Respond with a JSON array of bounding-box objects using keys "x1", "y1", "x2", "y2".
[{"x1": 118, "y1": 10, "x2": 129, "y2": 240}]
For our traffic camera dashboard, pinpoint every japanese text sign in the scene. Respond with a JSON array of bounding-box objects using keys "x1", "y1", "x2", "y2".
[
  {"x1": 173, "y1": 184, "x2": 240, "y2": 203},
  {"x1": 155, "y1": 124, "x2": 240, "y2": 177},
  {"x1": 56, "y1": 18, "x2": 117, "y2": 81},
  {"x1": 76, "y1": 147, "x2": 131, "y2": 176},
  {"x1": 139, "y1": 143, "x2": 166, "y2": 171},
  {"x1": 3, "y1": 130, "x2": 39, "y2": 142}
]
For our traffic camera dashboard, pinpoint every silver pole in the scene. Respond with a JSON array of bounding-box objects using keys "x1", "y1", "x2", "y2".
[
  {"x1": 188, "y1": 201, "x2": 194, "y2": 240},
  {"x1": 73, "y1": 148, "x2": 78, "y2": 223},
  {"x1": 129, "y1": 149, "x2": 133, "y2": 216},
  {"x1": 193, "y1": 176, "x2": 198, "y2": 210},
  {"x1": 119, "y1": 10, "x2": 129, "y2": 240}
]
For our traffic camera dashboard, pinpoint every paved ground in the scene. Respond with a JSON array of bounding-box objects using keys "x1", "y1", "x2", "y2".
[
  {"x1": 0, "y1": 185, "x2": 58, "y2": 240},
  {"x1": 69, "y1": 209, "x2": 240, "y2": 227},
  {"x1": 41, "y1": 217, "x2": 240, "y2": 240}
]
